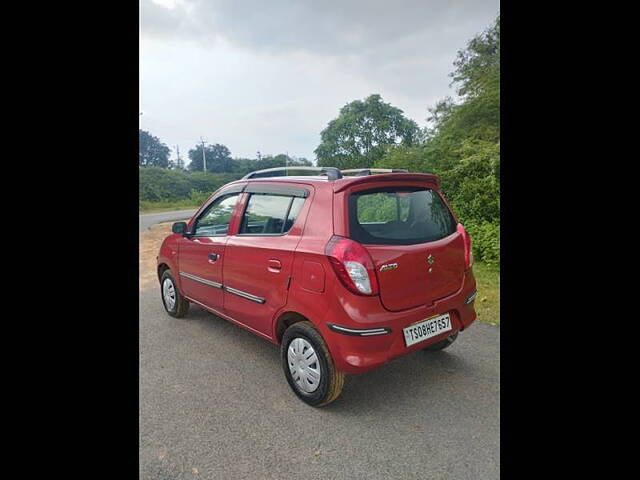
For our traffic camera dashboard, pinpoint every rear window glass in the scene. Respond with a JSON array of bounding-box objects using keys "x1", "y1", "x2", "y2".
[{"x1": 349, "y1": 187, "x2": 456, "y2": 245}]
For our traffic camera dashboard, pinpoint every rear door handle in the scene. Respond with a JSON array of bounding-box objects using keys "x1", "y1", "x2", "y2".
[
  {"x1": 208, "y1": 253, "x2": 220, "y2": 263},
  {"x1": 268, "y1": 259, "x2": 282, "y2": 272}
]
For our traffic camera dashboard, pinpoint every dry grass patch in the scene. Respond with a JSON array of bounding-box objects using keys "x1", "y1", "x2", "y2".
[{"x1": 139, "y1": 222, "x2": 174, "y2": 291}]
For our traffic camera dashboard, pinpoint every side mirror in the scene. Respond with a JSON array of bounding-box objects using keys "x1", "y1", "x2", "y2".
[{"x1": 172, "y1": 221, "x2": 188, "y2": 234}]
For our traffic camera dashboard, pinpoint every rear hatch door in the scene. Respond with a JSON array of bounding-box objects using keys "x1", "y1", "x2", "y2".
[{"x1": 347, "y1": 185, "x2": 465, "y2": 312}]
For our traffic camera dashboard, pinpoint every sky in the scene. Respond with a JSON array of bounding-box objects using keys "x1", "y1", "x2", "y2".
[{"x1": 140, "y1": 0, "x2": 499, "y2": 166}]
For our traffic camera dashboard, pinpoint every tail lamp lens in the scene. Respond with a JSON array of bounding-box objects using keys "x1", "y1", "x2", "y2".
[
  {"x1": 325, "y1": 236, "x2": 379, "y2": 296},
  {"x1": 457, "y1": 223, "x2": 473, "y2": 269}
]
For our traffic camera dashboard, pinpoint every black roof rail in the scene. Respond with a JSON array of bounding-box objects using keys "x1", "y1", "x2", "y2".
[
  {"x1": 341, "y1": 168, "x2": 409, "y2": 176},
  {"x1": 242, "y1": 166, "x2": 343, "y2": 180}
]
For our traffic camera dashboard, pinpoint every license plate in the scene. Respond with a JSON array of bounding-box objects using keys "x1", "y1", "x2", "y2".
[{"x1": 403, "y1": 313, "x2": 452, "y2": 347}]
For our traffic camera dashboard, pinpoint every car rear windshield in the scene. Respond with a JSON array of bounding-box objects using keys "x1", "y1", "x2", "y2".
[{"x1": 348, "y1": 187, "x2": 457, "y2": 245}]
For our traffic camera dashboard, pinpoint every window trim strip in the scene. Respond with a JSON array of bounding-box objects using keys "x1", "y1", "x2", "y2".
[{"x1": 244, "y1": 184, "x2": 309, "y2": 198}]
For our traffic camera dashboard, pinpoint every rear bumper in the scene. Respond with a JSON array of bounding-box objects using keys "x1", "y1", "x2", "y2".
[{"x1": 319, "y1": 269, "x2": 477, "y2": 374}]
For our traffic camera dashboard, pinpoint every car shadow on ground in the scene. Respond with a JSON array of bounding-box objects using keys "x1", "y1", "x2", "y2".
[{"x1": 183, "y1": 303, "x2": 485, "y2": 415}]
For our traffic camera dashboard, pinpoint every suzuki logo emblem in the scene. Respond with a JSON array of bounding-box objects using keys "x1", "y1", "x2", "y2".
[{"x1": 427, "y1": 254, "x2": 435, "y2": 265}]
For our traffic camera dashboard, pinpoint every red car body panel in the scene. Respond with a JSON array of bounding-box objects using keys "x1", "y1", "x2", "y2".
[
  {"x1": 178, "y1": 235, "x2": 227, "y2": 306},
  {"x1": 157, "y1": 173, "x2": 477, "y2": 374}
]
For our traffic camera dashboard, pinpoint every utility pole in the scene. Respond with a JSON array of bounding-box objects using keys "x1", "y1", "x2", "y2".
[
  {"x1": 175, "y1": 145, "x2": 183, "y2": 170},
  {"x1": 200, "y1": 137, "x2": 207, "y2": 172}
]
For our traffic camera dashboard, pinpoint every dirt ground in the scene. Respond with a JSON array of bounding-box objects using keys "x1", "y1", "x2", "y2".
[{"x1": 139, "y1": 222, "x2": 174, "y2": 291}]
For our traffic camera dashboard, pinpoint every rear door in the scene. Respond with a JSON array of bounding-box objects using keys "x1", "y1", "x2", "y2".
[
  {"x1": 347, "y1": 185, "x2": 466, "y2": 312},
  {"x1": 222, "y1": 183, "x2": 310, "y2": 337}
]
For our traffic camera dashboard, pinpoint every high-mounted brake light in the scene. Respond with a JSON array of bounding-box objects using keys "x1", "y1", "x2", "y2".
[
  {"x1": 457, "y1": 223, "x2": 473, "y2": 270},
  {"x1": 325, "y1": 236, "x2": 379, "y2": 296}
]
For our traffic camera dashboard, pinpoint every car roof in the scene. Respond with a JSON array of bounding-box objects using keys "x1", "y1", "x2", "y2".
[{"x1": 227, "y1": 172, "x2": 440, "y2": 191}]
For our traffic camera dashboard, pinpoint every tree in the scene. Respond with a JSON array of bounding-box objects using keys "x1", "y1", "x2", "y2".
[
  {"x1": 451, "y1": 15, "x2": 500, "y2": 101},
  {"x1": 315, "y1": 94, "x2": 419, "y2": 169},
  {"x1": 378, "y1": 16, "x2": 500, "y2": 179},
  {"x1": 374, "y1": 15, "x2": 500, "y2": 265},
  {"x1": 139, "y1": 130, "x2": 171, "y2": 168},
  {"x1": 188, "y1": 143, "x2": 233, "y2": 173},
  {"x1": 232, "y1": 154, "x2": 312, "y2": 176},
  {"x1": 434, "y1": 15, "x2": 500, "y2": 145}
]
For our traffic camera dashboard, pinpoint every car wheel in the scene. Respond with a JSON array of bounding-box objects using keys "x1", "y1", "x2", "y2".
[
  {"x1": 281, "y1": 321, "x2": 345, "y2": 407},
  {"x1": 160, "y1": 270, "x2": 189, "y2": 318},
  {"x1": 423, "y1": 331, "x2": 458, "y2": 351}
]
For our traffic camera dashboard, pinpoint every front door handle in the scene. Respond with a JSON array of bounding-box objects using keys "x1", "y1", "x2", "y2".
[
  {"x1": 268, "y1": 259, "x2": 282, "y2": 273},
  {"x1": 208, "y1": 253, "x2": 220, "y2": 263}
]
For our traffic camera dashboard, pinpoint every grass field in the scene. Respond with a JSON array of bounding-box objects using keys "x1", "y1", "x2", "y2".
[{"x1": 471, "y1": 261, "x2": 500, "y2": 326}]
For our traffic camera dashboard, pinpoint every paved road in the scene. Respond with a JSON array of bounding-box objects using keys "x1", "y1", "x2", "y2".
[
  {"x1": 139, "y1": 289, "x2": 500, "y2": 479},
  {"x1": 140, "y1": 209, "x2": 197, "y2": 232}
]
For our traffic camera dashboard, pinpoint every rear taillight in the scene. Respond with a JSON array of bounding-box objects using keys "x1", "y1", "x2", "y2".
[
  {"x1": 457, "y1": 223, "x2": 473, "y2": 270},
  {"x1": 325, "y1": 235, "x2": 379, "y2": 296}
]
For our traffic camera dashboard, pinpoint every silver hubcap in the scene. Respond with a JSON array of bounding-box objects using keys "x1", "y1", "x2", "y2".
[
  {"x1": 162, "y1": 278, "x2": 176, "y2": 311},
  {"x1": 287, "y1": 338, "x2": 321, "y2": 393}
]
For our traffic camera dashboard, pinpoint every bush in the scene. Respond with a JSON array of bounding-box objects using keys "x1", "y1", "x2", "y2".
[
  {"x1": 139, "y1": 167, "x2": 240, "y2": 203},
  {"x1": 439, "y1": 140, "x2": 499, "y2": 224},
  {"x1": 139, "y1": 167, "x2": 192, "y2": 202},
  {"x1": 188, "y1": 189, "x2": 211, "y2": 205},
  {"x1": 465, "y1": 220, "x2": 500, "y2": 266},
  {"x1": 185, "y1": 171, "x2": 238, "y2": 195}
]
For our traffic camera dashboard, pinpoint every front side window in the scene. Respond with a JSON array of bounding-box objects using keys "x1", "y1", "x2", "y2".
[
  {"x1": 193, "y1": 194, "x2": 239, "y2": 236},
  {"x1": 349, "y1": 187, "x2": 456, "y2": 245},
  {"x1": 240, "y1": 194, "x2": 305, "y2": 235}
]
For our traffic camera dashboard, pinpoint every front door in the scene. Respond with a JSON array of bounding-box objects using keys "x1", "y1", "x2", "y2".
[{"x1": 178, "y1": 192, "x2": 241, "y2": 309}]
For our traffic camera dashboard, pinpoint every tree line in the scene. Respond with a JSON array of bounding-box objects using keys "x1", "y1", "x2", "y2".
[
  {"x1": 140, "y1": 15, "x2": 499, "y2": 265},
  {"x1": 139, "y1": 130, "x2": 311, "y2": 174}
]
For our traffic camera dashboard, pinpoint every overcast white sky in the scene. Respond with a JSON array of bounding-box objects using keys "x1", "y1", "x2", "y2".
[{"x1": 140, "y1": 0, "x2": 499, "y2": 165}]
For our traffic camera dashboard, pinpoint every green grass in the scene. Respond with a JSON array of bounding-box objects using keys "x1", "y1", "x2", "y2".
[
  {"x1": 472, "y1": 261, "x2": 500, "y2": 326},
  {"x1": 139, "y1": 199, "x2": 202, "y2": 213}
]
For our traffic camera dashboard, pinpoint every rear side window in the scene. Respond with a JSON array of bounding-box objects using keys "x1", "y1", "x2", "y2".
[
  {"x1": 349, "y1": 187, "x2": 456, "y2": 245},
  {"x1": 240, "y1": 194, "x2": 305, "y2": 235}
]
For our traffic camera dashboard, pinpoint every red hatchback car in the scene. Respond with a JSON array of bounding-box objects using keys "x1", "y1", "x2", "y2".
[{"x1": 157, "y1": 167, "x2": 477, "y2": 406}]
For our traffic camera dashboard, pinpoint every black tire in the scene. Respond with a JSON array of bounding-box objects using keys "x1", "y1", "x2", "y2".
[
  {"x1": 423, "y1": 331, "x2": 458, "y2": 351},
  {"x1": 160, "y1": 270, "x2": 189, "y2": 318},
  {"x1": 281, "y1": 321, "x2": 345, "y2": 407}
]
